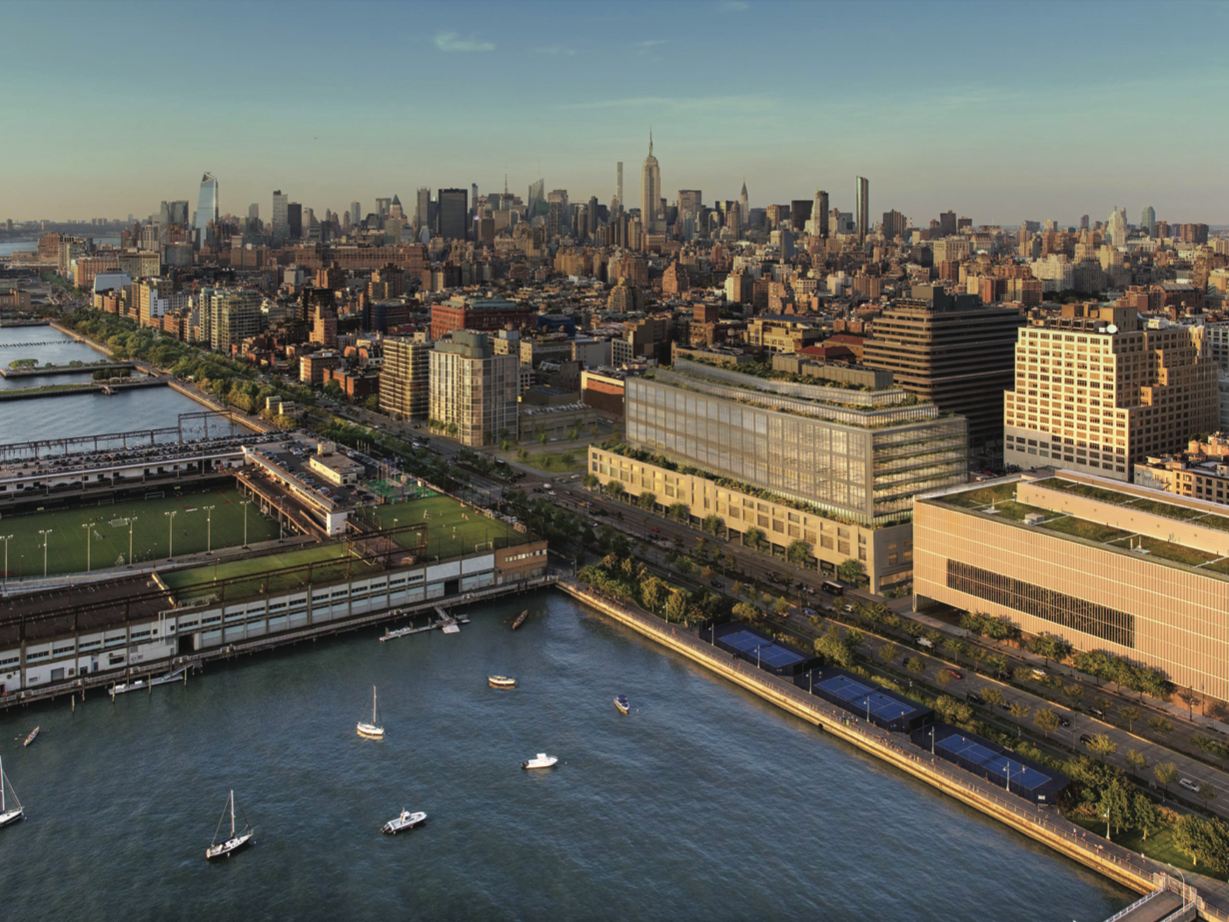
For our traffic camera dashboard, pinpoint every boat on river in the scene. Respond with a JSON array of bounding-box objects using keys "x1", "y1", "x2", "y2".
[
  {"x1": 488, "y1": 675, "x2": 517, "y2": 689},
  {"x1": 205, "y1": 790, "x2": 254, "y2": 860},
  {"x1": 614, "y1": 695, "x2": 630, "y2": 715},
  {"x1": 521, "y1": 753, "x2": 558, "y2": 770},
  {"x1": 22, "y1": 727, "x2": 38, "y2": 748},
  {"x1": 381, "y1": 809, "x2": 427, "y2": 835},
  {"x1": 357, "y1": 686, "x2": 384, "y2": 740},
  {"x1": 511, "y1": 610, "x2": 528, "y2": 630},
  {"x1": 0, "y1": 757, "x2": 23, "y2": 829}
]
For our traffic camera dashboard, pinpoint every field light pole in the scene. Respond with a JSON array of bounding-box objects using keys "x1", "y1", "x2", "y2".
[
  {"x1": 1, "y1": 534, "x2": 12, "y2": 591},
  {"x1": 204, "y1": 505, "x2": 215, "y2": 553},
  {"x1": 165, "y1": 510, "x2": 176, "y2": 560},
  {"x1": 128, "y1": 517, "x2": 138, "y2": 564},
  {"x1": 82, "y1": 522, "x2": 92, "y2": 573},
  {"x1": 240, "y1": 501, "x2": 250, "y2": 548},
  {"x1": 38, "y1": 528, "x2": 52, "y2": 578}
]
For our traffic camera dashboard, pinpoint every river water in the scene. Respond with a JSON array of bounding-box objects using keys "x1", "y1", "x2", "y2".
[
  {"x1": 0, "y1": 326, "x2": 209, "y2": 445},
  {"x1": 0, "y1": 589, "x2": 1129, "y2": 921}
]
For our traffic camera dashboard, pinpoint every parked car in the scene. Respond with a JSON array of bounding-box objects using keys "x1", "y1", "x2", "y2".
[
  {"x1": 946, "y1": 669, "x2": 964, "y2": 680},
  {"x1": 966, "y1": 692, "x2": 985, "y2": 705},
  {"x1": 1057, "y1": 715, "x2": 1071, "y2": 728},
  {"x1": 709, "y1": 580, "x2": 723, "y2": 589},
  {"x1": 1079, "y1": 734, "x2": 1094, "y2": 745},
  {"x1": 650, "y1": 527, "x2": 661, "y2": 533},
  {"x1": 1086, "y1": 706, "x2": 1106, "y2": 719},
  {"x1": 1180, "y1": 778, "x2": 1202, "y2": 794}
]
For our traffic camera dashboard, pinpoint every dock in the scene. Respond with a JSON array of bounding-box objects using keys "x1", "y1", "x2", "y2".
[{"x1": 379, "y1": 604, "x2": 463, "y2": 641}]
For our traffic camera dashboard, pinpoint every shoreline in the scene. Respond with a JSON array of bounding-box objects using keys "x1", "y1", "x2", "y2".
[{"x1": 556, "y1": 581, "x2": 1225, "y2": 918}]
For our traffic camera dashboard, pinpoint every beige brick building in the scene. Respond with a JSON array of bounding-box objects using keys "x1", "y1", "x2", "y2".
[
  {"x1": 1004, "y1": 304, "x2": 1218, "y2": 481},
  {"x1": 915, "y1": 471, "x2": 1229, "y2": 703}
]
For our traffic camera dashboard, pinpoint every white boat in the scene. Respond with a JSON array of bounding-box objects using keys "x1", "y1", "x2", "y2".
[
  {"x1": 614, "y1": 694, "x2": 630, "y2": 715},
  {"x1": 381, "y1": 809, "x2": 427, "y2": 834},
  {"x1": 0, "y1": 756, "x2": 24, "y2": 829},
  {"x1": 357, "y1": 686, "x2": 384, "y2": 740},
  {"x1": 22, "y1": 727, "x2": 38, "y2": 748},
  {"x1": 488, "y1": 675, "x2": 517, "y2": 689},
  {"x1": 205, "y1": 790, "x2": 254, "y2": 860},
  {"x1": 521, "y1": 753, "x2": 558, "y2": 770},
  {"x1": 111, "y1": 668, "x2": 186, "y2": 695}
]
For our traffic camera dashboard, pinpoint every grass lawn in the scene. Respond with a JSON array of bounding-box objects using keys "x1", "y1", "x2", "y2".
[
  {"x1": 0, "y1": 486, "x2": 279, "y2": 577},
  {"x1": 1189, "y1": 512, "x2": 1229, "y2": 533},
  {"x1": 360, "y1": 494, "x2": 524, "y2": 559},
  {"x1": 941, "y1": 482, "x2": 1021, "y2": 508},
  {"x1": 1067, "y1": 813, "x2": 1199, "y2": 874},
  {"x1": 1037, "y1": 515, "x2": 1133, "y2": 544},
  {"x1": 1123, "y1": 497, "x2": 1205, "y2": 521},
  {"x1": 1103, "y1": 535, "x2": 1220, "y2": 568},
  {"x1": 162, "y1": 543, "x2": 381, "y2": 601},
  {"x1": 517, "y1": 451, "x2": 587, "y2": 474}
]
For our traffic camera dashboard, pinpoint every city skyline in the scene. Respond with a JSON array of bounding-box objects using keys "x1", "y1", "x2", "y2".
[{"x1": 3, "y1": 0, "x2": 1227, "y2": 224}]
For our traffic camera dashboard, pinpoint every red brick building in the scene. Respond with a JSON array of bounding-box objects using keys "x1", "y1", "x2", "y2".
[{"x1": 430, "y1": 296, "x2": 535, "y2": 340}]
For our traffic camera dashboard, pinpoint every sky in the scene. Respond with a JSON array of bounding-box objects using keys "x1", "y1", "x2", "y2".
[{"x1": 2, "y1": 0, "x2": 1227, "y2": 227}]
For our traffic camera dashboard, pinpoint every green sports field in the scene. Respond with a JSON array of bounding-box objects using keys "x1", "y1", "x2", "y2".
[
  {"x1": 0, "y1": 487, "x2": 280, "y2": 579},
  {"x1": 358, "y1": 494, "x2": 523, "y2": 560},
  {"x1": 161, "y1": 542, "x2": 379, "y2": 600}
]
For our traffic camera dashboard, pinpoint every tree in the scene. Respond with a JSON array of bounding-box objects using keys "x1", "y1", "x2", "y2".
[
  {"x1": 1034, "y1": 708, "x2": 1062, "y2": 739},
  {"x1": 1098, "y1": 778, "x2": 1133, "y2": 837},
  {"x1": 982, "y1": 688, "x2": 1006, "y2": 710},
  {"x1": 732, "y1": 601, "x2": 759, "y2": 622},
  {"x1": 538, "y1": 431, "x2": 549, "y2": 445},
  {"x1": 1198, "y1": 785, "x2": 1220, "y2": 811},
  {"x1": 1008, "y1": 702, "x2": 1032, "y2": 736},
  {"x1": 1179, "y1": 687, "x2": 1198, "y2": 720},
  {"x1": 1118, "y1": 705, "x2": 1140, "y2": 733},
  {"x1": 1173, "y1": 814, "x2": 1210, "y2": 867},
  {"x1": 1124, "y1": 749, "x2": 1147, "y2": 779},
  {"x1": 702, "y1": 514, "x2": 725, "y2": 537},
  {"x1": 986, "y1": 653, "x2": 1009, "y2": 679},
  {"x1": 844, "y1": 629, "x2": 865, "y2": 656},
  {"x1": 641, "y1": 577, "x2": 665, "y2": 613},
  {"x1": 935, "y1": 670, "x2": 953, "y2": 690},
  {"x1": 1132, "y1": 793, "x2": 1160, "y2": 840},
  {"x1": 664, "y1": 590, "x2": 689, "y2": 623},
  {"x1": 731, "y1": 581, "x2": 744, "y2": 596},
  {"x1": 1147, "y1": 716, "x2": 1173, "y2": 736},
  {"x1": 877, "y1": 642, "x2": 899, "y2": 665},
  {"x1": 606, "y1": 480, "x2": 625, "y2": 499},
  {"x1": 1153, "y1": 761, "x2": 1179, "y2": 800},
  {"x1": 581, "y1": 472, "x2": 599, "y2": 490},
  {"x1": 363, "y1": 394, "x2": 381, "y2": 412},
  {"x1": 942, "y1": 638, "x2": 966, "y2": 666},
  {"x1": 637, "y1": 491, "x2": 657, "y2": 512},
  {"x1": 773, "y1": 596, "x2": 790, "y2": 616},
  {"x1": 517, "y1": 448, "x2": 530, "y2": 462},
  {"x1": 785, "y1": 540, "x2": 810, "y2": 566},
  {"x1": 743, "y1": 527, "x2": 764, "y2": 549},
  {"x1": 674, "y1": 557, "x2": 693, "y2": 575},
  {"x1": 668, "y1": 503, "x2": 690, "y2": 523},
  {"x1": 906, "y1": 656, "x2": 926, "y2": 677},
  {"x1": 836, "y1": 559, "x2": 866, "y2": 585},
  {"x1": 1086, "y1": 733, "x2": 1118, "y2": 762}
]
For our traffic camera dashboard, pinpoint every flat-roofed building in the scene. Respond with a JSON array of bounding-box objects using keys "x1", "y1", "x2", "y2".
[
  {"x1": 204, "y1": 288, "x2": 262, "y2": 354},
  {"x1": 915, "y1": 471, "x2": 1229, "y2": 704},
  {"x1": 863, "y1": 284, "x2": 1025, "y2": 456},
  {"x1": 429, "y1": 331, "x2": 518, "y2": 447},
  {"x1": 430, "y1": 296, "x2": 534, "y2": 341},
  {"x1": 1004, "y1": 305, "x2": 1219, "y2": 481},
  {"x1": 380, "y1": 337, "x2": 432, "y2": 421}
]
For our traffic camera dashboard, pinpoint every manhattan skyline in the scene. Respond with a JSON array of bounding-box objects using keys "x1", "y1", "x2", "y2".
[{"x1": 3, "y1": 0, "x2": 1227, "y2": 224}]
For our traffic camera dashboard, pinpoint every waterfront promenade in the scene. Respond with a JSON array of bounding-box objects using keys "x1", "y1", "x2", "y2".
[{"x1": 557, "y1": 581, "x2": 1229, "y2": 920}]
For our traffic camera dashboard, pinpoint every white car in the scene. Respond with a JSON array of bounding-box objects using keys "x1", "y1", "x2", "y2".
[{"x1": 1179, "y1": 778, "x2": 1202, "y2": 794}]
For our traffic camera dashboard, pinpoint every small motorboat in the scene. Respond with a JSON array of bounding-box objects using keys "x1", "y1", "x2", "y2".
[
  {"x1": 205, "y1": 790, "x2": 254, "y2": 860},
  {"x1": 614, "y1": 695, "x2": 630, "y2": 715},
  {"x1": 511, "y1": 610, "x2": 528, "y2": 631},
  {"x1": 22, "y1": 727, "x2": 38, "y2": 748},
  {"x1": 488, "y1": 675, "x2": 517, "y2": 689},
  {"x1": 381, "y1": 809, "x2": 427, "y2": 835},
  {"x1": 522, "y1": 753, "x2": 558, "y2": 770}
]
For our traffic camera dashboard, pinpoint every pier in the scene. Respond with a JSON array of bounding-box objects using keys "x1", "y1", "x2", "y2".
[
  {"x1": 556, "y1": 581, "x2": 1229, "y2": 921},
  {"x1": 0, "y1": 361, "x2": 137, "y2": 378},
  {"x1": 0, "y1": 376, "x2": 168, "y2": 401}
]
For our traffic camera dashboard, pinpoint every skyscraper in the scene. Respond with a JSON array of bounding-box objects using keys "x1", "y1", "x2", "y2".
[
  {"x1": 678, "y1": 190, "x2": 702, "y2": 223},
  {"x1": 527, "y1": 179, "x2": 545, "y2": 220},
  {"x1": 416, "y1": 188, "x2": 431, "y2": 232},
  {"x1": 248, "y1": 203, "x2": 259, "y2": 220},
  {"x1": 350, "y1": 202, "x2": 361, "y2": 226},
  {"x1": 1142, "y1": 205, "x2": 1156, "y2": 237},
  {"x1": 739, "y1": 180, "x2": 748, "y2": 232},
  {"x1": 641, "y1": 133, "x2": 661, "y2": 234},
  {"x1": 195, "y1": 172, "x2": 219, "y2": 245},
  {"x1": 855, "y1": 176, "x2": 869, "y2": 241},
  {"x1": 587, "y1": 195, "x2": 599, "y2": 237},
  {"x1": 615, "y1": 162, "x2": 623, "y2": 212},
  {"x1": 272, "y1": 190, "x2": 289, "y2": 247},
  {"x1": 437, "y1": 188, "x2": 468, "y2": 240},
  {"x1": 287, "y1": 202, "x2": 302, "y2": 241},
  {"x1": 1107, "y1": 206, "x2": 1128, "y2": 247},
  {"x1": 816, "y1": 190, "x2": 829, "y2": 238}
]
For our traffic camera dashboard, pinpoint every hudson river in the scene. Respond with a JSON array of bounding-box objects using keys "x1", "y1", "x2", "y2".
[{"x1": 0, "y1": 590, "x2": 1130, "y2": 921}]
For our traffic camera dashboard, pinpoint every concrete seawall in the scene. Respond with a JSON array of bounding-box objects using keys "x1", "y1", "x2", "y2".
[{"x1": 556, "y1": 582, "x2": 1227, "y2": 918}]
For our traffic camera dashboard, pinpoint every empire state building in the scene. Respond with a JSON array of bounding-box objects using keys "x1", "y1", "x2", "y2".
[{"x1": 641, "y1": 132, "x2": 661, "y2": 234}]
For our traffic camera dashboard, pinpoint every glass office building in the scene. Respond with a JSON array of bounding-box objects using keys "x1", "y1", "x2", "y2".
[{"x1": 196, "y1": 172, "x2": 219, "y2": 244}]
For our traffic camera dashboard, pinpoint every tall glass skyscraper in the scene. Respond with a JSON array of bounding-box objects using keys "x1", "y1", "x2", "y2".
[
  {"x1": 271, "y1": 189, "x2": 288, "y2": 247},
  {"x1": 855, "y1": 175, "x2": 869, "y2": 241},
  {"x1": 196, "y1": 172, "x2": 219, "y2": 244}
]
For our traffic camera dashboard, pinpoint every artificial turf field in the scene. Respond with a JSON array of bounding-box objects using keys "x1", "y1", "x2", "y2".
[
  {"x1": 0, "y1": 486, "x2": 280, "y2": 578},
  {"x1": 160, "y1": 494, "x2": 527, "y2": 601}
]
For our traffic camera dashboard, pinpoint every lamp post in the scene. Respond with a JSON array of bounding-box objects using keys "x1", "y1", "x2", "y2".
[
  {"x1": 1004, "y1": 764, "x2": 1012, "y2": 796},
  {"x1": 203, "y1": 505, "x2": 215, "y2": 553},
  {"x1": 1, "y1": 534, "x2": 12, "y2": 591},
  {"x1": 38, "y1": 528, "x2": 52, "y2": 578},
  {"x1": 82, "y1": 522, "x2": 92, "y2": 573},
  {"x1": 240, "y1": 501, "x2": 250, "y2": 548},
  {"x1": 128, "y1": 517, "x2": 138, "y2": 564},
  {"x1": 165, "y1": 510, "x2": 177, "y2": 560}
]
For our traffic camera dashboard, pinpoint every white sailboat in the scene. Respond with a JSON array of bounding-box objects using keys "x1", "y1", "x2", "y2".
[
  {"x1": 205, "y1": 790, "x2": 253, "y2": 860},
  {"x1": 0, "y1": 756, "x2": 24, "y2": 829},
  {"x1": 357, "y1": 685, "x2": 384, "y2": 740}
]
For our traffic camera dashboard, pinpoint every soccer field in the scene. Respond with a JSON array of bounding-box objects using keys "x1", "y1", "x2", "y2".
[
  {"x1": 161, "y1": 543, "x2": 379, "y2": 600},
  {"x1": 0, "y1": 486, "x2": 280, "y2": 578},
  {"x1": 360, "y1": 494, "x2": 524, "y2": 559}
]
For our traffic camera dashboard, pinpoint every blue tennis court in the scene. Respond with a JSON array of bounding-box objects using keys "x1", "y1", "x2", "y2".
[
  {"x1": 817, "y1": 675, "x2": 914, "y2": 722},
  {"x1": 938, "y1": 735, "x2": 1051, "y2": 791},
  {"x1": 722, "y1": 630, "x2": 804, "y2": 668}
]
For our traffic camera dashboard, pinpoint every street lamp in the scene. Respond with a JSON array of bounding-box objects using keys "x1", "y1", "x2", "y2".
[
  {"x1": 240, "y1": 500, "x2": 250, "y2": 548},
  {"x1": 128, "y1": 517, "x2": 138, "y2": 564},
  {"x1": 0, "y1": 534, "x2": 12, "y2": 591},
  {"x1": 203, "y1": 505, "x2": 215, "y2": 553},
  {"x1": 38, "y1": 528, "x2": 52, "y2": 578},
  {"x1": 82, "y1": 522, "x2": 92, "y2": 573},
  {"x1": 1003, "y1": 764, "x2": 1012, "y2": 796},
  {"x1": 165, "y1": 511, "x2": 176, "y2": 559}
]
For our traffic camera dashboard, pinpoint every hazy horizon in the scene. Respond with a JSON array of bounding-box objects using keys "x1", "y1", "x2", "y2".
[{"x1": 3, "y1": 0, "x2": 1226, "y2": 227}]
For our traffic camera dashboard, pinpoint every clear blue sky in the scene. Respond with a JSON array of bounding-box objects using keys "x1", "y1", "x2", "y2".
[{"x1": 3, "y1": 0, "x2": 1226, "y2": 226}]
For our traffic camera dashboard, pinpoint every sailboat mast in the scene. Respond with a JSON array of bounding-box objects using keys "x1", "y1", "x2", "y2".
[
  {"x1": 229, "y1": 790, "x2": 235, "y2": 839},
  {"x1": 373, "y1": 686, "x2": 378, "y2": 723},
  {"x1": 1, "y1": 757, "x2": 5, "y2": 813}
]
